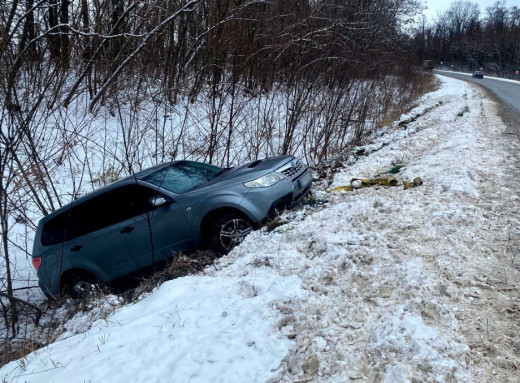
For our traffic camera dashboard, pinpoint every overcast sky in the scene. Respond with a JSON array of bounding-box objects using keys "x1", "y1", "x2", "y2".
[{"x1": 422, "y1": 0, "x2": 520, "y2": 22}]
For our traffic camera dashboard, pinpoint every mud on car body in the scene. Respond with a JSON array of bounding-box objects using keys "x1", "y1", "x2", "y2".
[{"x1": 32, "y1": 156, "x2": 312, "y2": 298}]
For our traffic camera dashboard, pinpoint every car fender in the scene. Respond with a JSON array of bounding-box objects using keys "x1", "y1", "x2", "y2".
[
  {"x1": 182, "y1": 191, "x2": 251, "y2": 223},
  {"x1": 61, "y1": 258, "x2": 111, "y2": 284},
  {"x1": 40, "y1": 259, "x2": 111, "y2": 298}
]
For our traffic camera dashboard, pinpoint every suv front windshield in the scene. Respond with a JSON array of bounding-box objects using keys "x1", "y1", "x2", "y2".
[{"x1": 142, "y1": 161, "x2": 223, "y2": 193}]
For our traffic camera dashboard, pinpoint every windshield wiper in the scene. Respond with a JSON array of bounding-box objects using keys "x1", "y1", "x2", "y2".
[
  {"x1": 215, "y1": 168, "x2": 231, "y2": 177},
  {"x1": 187, "y1": 171, "x2": 228, "y2": 192}
]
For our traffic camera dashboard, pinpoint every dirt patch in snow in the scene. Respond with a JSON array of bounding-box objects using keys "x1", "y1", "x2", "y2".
[
  {"x1": 450, "y1": 88, "x2": 520, "y2": 382},
  {"x1": 476, "y1": 84, "x2": 520, "y2": 140}
]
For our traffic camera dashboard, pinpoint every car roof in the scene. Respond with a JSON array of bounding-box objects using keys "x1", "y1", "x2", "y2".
[
  {"x1": 41, "y1": 159, "x2": 228, "y2": 222},
  {"x1": 41, "y1": 161, "x2": 181, "y2": 222},
  {"x1": 121, "y1": 161, "x2": 175, "y2": 180}
]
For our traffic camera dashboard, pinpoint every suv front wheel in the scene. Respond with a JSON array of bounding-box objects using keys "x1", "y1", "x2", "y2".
[{"x1": 210, "y1": 213, "x2": 253, "y2": 254}]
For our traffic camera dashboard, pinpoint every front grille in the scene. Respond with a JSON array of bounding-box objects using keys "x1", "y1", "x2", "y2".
[{"x1": 281, "y1": 160, "x2": 304, "y2": 179}]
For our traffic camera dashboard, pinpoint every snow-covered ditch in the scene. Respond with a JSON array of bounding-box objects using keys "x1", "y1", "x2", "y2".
[{"x1": 1, "y1": 75, "x2": 520, "y2": 382}]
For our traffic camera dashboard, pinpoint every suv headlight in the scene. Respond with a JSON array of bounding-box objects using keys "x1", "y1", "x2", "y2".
[{"x1": 244, "y1": 172, "x2": 285, "y2": 188}]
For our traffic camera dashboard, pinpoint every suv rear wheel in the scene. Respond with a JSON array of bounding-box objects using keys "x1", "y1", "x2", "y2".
[{"x1": 61, "y1": 271, "x2": 99, "y2": 298}]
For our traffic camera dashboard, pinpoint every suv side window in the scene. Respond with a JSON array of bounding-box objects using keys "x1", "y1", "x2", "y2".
[
  {"x1": 105, "y1": 184, "x2": 166, "y2": 224},
  {"x1": 41, "y1": 192, "x2": 112, "y2": 246},
  {"x1": 40, "y1": 211, "x2": 71, "y2": 246},
  {"x1": 41, "y1": 184, "x2": 167, "y2": 246}
]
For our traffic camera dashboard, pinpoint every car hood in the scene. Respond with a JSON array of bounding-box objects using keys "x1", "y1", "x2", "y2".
[
  {"x1": 221, "y1": 156, "x2": 293, "y2": 178},
  {"x1": 188, "y1": 156, "x2": 294, "y2": 192}
]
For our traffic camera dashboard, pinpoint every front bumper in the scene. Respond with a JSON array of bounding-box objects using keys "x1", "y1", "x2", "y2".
[
  {"x1": 292, "y1": 169, "x2": 313, "y2": 203},
  {"x1": 241, "y1": 167, "x2": 313, "y2": 222}
]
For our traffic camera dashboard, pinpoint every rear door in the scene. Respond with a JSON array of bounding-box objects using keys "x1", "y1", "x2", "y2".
[{"x1": 58, "y1": 192, "x2": 138, "y2": 280}]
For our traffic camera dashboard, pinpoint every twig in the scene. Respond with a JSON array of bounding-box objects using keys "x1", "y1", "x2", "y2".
[{"x1": 0, "y1": 292, "x2": 42, "y2": 326}]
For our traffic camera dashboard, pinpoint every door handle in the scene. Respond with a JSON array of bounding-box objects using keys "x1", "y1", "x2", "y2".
[
  {"x1": 120, "y1": 226, "x2": 134, "y2": 234},
  {"x1": 70, "y1": 245, "x2": 82, "y2": 252}
]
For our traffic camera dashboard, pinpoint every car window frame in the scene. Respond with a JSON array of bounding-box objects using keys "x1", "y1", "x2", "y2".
[{"x1": 40, "y1": 183, "x2": 171, "y2": 246}]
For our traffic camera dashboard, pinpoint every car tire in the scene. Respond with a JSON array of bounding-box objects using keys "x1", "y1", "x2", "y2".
[
  {"x1": 61, "y1": 272, "x2": 98, "y2": 299},
  {"x1": 210, "y1": 213, "x2": 253, "y2": 254}
]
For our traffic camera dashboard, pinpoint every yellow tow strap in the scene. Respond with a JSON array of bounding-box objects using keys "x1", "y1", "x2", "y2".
[
  {"x1": 328, "y1": 185, "x2": 355, "y2": 192},
  {"x1": 403, "y1": 177, "x2": 423, "y2": 190},
  {"x1": 350, "y1": 177, "x2": 398, "y2": 187},
  {"x1": 327, "y1": 176, "x2": 423, "y2": 193}
]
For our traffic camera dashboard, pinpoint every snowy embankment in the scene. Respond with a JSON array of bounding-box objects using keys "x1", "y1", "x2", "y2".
[{"x1": 2, "y1": 76, "x2": 520, "y2": 383}]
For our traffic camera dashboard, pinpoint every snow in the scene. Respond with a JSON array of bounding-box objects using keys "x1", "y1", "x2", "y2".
[
  {"x1": 2, "y1": 75, "x2": 520, "y2": 382},
  {"x1": 3, "y1": 275, "x2": 301, "y2": 383}
]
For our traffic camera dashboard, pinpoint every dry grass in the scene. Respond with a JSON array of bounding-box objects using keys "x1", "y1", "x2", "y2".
[
  {"x1": 119, "y1": 250, "x2": 222, "y2": 302},
  {"x1": 377, "y1": 74, "x2": 441, "y2": 129},
  {"x1": 0, "y1": 339, "x2": 43, "y2": 369}
]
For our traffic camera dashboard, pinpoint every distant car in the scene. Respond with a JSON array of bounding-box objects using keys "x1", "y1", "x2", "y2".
[
  {"x1": 32, "y1": 156, "x2": 312, "y2": 298},
  {"x1": 472, "y1": 71, "x2": 484, "y2": 79}
]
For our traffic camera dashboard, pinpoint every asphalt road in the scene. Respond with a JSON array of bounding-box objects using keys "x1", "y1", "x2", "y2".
[{"x1": 435, "y1": 70, "x2": 520, "y2": 138}]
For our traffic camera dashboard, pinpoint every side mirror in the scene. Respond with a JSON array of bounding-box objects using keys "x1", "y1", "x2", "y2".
[{"x1": 149, "y1": 195, "x2": 171, "y2": 207}]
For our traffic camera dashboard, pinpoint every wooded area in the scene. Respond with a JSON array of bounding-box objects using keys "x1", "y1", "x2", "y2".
[
  {"x1": 414, "y1": 1, "x2": 520, "y2": 76},
  {"x1": 2, "y1": 0, "x2": 423, "y2": 107}
]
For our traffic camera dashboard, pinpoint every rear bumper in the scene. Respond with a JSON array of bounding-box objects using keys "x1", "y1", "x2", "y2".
[{"x1": 38, "y1": 271, "x2": 59, "y2": 299}]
